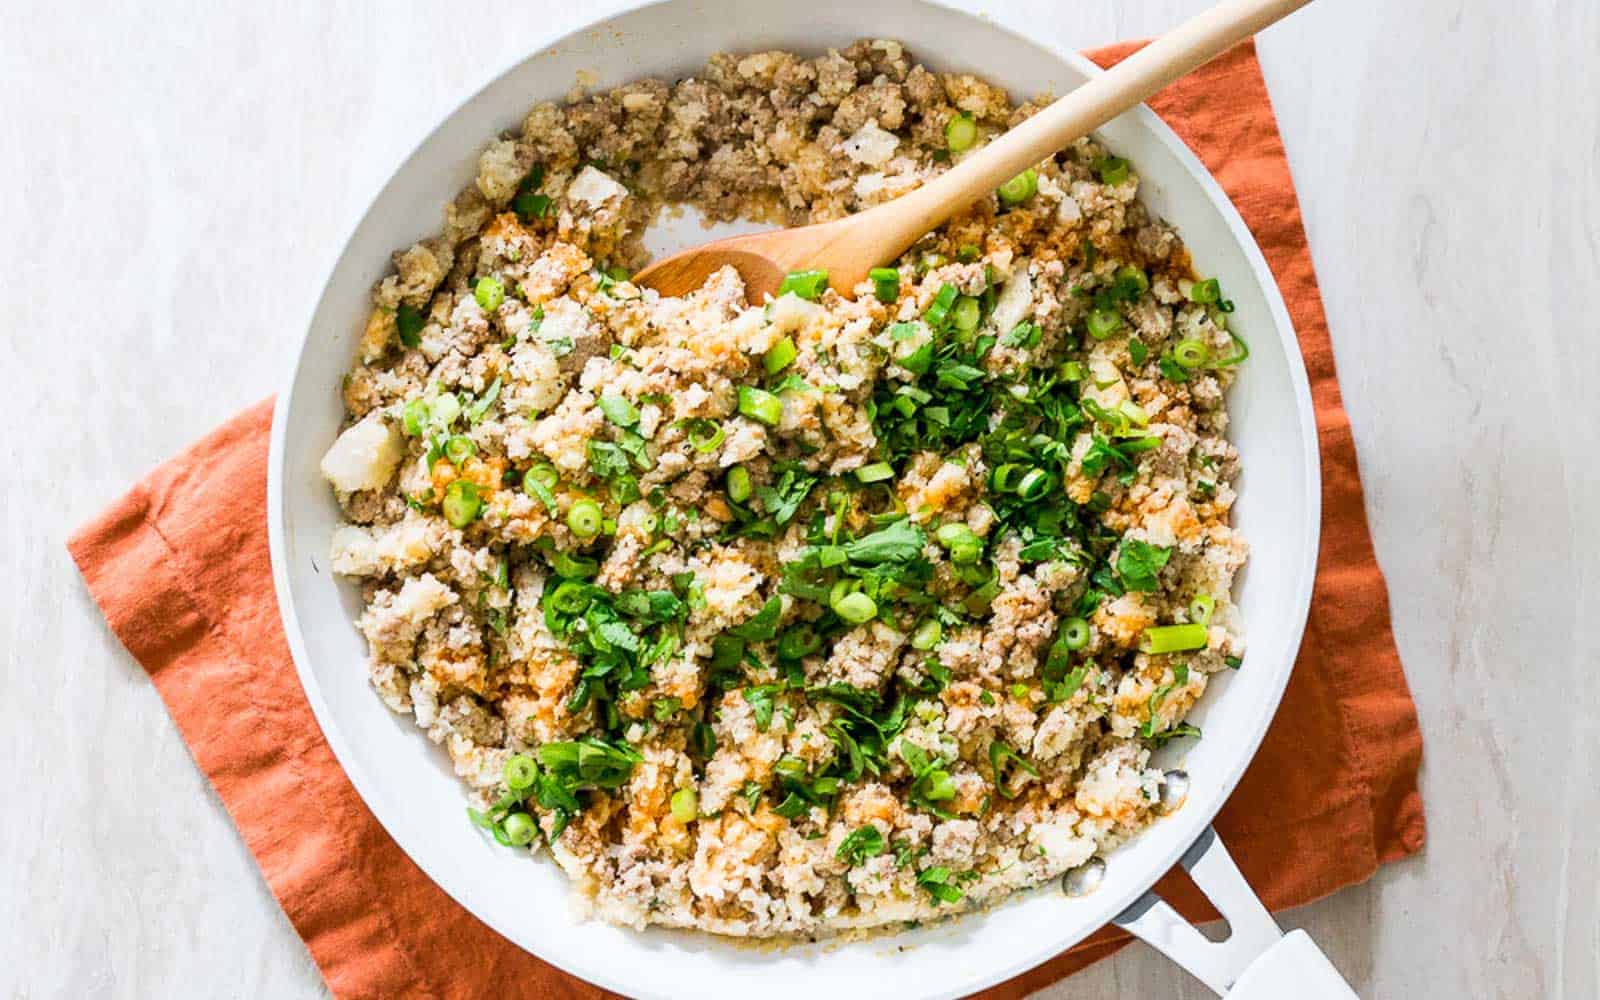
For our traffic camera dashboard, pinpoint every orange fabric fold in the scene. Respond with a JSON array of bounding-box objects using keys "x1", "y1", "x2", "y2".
[{"x1": 68, "y1": 39, "x2": 1422, "y2": 999}]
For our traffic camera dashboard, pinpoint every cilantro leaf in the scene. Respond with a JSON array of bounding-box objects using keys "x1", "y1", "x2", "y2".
[
  {"x1": 730, "y1": 595, "x2": 783, "y2": 641},
  {"x1": 843, "y1": 518, "x2": 926, "y2": 565},
  {"x1": 836, "y1": 825, "x2": 886, "y2": 866},
  {"x1": 1115, "y1": 539, "x2": 1172, "y2": 592},
  {"x1": 753, "y1": 464, "x2": 817, "y2": 527}
]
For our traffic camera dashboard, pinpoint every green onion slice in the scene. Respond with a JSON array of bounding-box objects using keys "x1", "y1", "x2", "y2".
[
  {"x1": 1188, "y1": 277, "x2": 1222, "y2": 304},
  {"x1": 945, "y1": 113, "x2": 977, "y2": 152},
  {"x1": 911, "y1": 618, "x2": 943, "y2": 650},
  {"x1": 1061, "y1": 617, "x2": 1090, "y2": 651},
  {"x1": 1172, "y1": 338, "x2": 1210, "y2": 369},
  {"x1": 1140, "y1": 623, "x2": 1208, "y2": 654},
  {"x1": 598, "y1": 395, "x2": 639, "y2": 427},
  {"x1": 684, "y1": 419, "x2": 724, "y2": 453},
  {"x1": 869, "y1": 267, "x2": 901, "y2": 303},
  {"x1": 670, "y1": 787, "x2": 697, "y2": 823},
  {"x1": 474, "y1": 276, "x2": 505, "y2": 312},
  {"x1": 951, "y1": 295, "x2": 982, "y2": 334},
  {"x1": 763, "y1": 336, "x2": 798, "y2": 375},
  {"x1": 1086, "y1": 308, "x2": 1123, "y2": 340},
  {"x1": 778, "y1": 269, "x2": 829, "y2": 301},
  {"x1": 1016, "y1": 467, "x2": 1052, "y2": 500},
  {"x1": 442, "y1": 480, "x2": 482, "y2": 528},
  {"x1": 856, "y1": 462, "x2": 894, "y2": 483},
  {"x1": 997, "y1": 167, "x2": 1038, "y2": 205},
  {"x1": 923, "y1": 283, "x2": 959, "y2": 328},
  {"x1": 501, "y1": 812, "x2": 537, "y2": 846},
  {"x1": 737, "y1": 385, "x2": 783, "y2": 426},
  {"x1": 401, "y1": 399, "x2": 430, "y2": 436},
  {"x1": 830, "y1": 587, "x2": 877, "y2": 625},
  {"x1": 504, "y1": 754, "x2": 537, "y2": 791},
  {"x1": 726, "y1": 465, "x2": 753, "y2": 504},
  {"x1": 567, "y1": 498, "x2": 603, "y2": 538},
  {"x1": 443, "y1": 434, "x2": 475, "y2": 466}
]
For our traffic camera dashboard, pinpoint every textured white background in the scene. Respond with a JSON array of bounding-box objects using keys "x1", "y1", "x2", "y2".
[{"x1": 4, "y1": 0, "x2": 1596, "y2": 996}]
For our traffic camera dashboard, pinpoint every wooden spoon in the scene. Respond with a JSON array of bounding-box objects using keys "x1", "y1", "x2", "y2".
[{"x1": 636, "y1": 0, "x2": 1311, "y2": 301}]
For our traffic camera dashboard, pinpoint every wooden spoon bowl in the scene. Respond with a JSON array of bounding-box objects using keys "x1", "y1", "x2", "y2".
[{"x1": 636, "y1": 0, "x2": 1311, "y2": 302}]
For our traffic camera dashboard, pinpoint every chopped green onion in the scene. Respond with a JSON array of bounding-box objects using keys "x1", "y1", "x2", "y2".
[
  {"x1": 1058, "y1": 361, "x2": 1086, "y2": 382},
  {"x1": 1211, "y1": 331, "x2": 1250, "y2": 367},
  {"x1": 548, "y1": 550, "x2": 597, "y2": 581},
  {"x1": 1061, "y1": 617, "x2": 1090, "y2": 651},
  {"x1": 990, "y1": 463, "x2": 1024, "y2": 493},
  {"x1": 442, "y1": 480, "x2": 482, "y2": 528},
  {"x1": 1016, "y1": 467, "x2": 1052, "y2": 500},
  {"x1": 956, "y1": 243, "x2": 981, "y2": 263},
  {"x1": 1173, "y1": 338, "x2": 1210, "y2": 369},
  {"x1": 430, "y1": 393, "x2": 462, "y2": 427},
  {"x1": 831, "y1": 589, "x2": 877, "y2": 625},
  {"x1": 396, "y1": 305, "x2": 425, "y2": 348},
  {"x1": 1189, "y1": 594, "x2": 1215, "y2": 625},
  {"x1": 1115, "y1": 264, "x2": 1150, "y2": 297},
  {"x1": 911, "y1": 618, "x2": 943, "y2": 650},
  {"x1": 763, "y1": 336, "x2": 798, "y2": 375},
  {"x1": 401, "y1": 399, "x2": 430, "y2": 436},
  {"x1": 1141, "y1": 623, "x2": 1209, "y2": 654},
  {"x1": 567, "y1": 498, "x2": 603, "y2": 538},
  {"x1": 856, "y1": 462, "x2": 895, "y2": 483},
  {"x1": 1086, "y1": 308, "x2": 1123, "y2": 340},
  {"x1": 1128, "y1": 339, "x2": 1149, "y2": 365},
  {"x1": 1188, "y1": 277, "x2": 1222, "y2": 304},
  {"x1": 598, "y1": 394, "x2": 639, "y2": 427},
  {"x1": 923, "y1": 283, "x2": 959, "y2": 328},
  {"x1": 670, "y1": 787, "x2": 698, "y2": 823},
  {"x1": 997, "y1": 167, "x2": 1038, "y2": 205},
  {"x1": 950, "y1": 295, "x2": 982, "y2": 334},
  {"x1": 1118, "y1": 399, "x2": 1150, "y2": 427},
  {"x1": 1095, "y1": 156, "x2": 1131, "y2": 186},
  {"x1": 549, "y1": 580, "x2": 592, "y2": 614},
  {"x1": 504, "y1": 754, "x2": 537, "y2": 790},
  {"x1": 685, "y1": 419, "x2": 724, "y2": 453},
  {"x1": 737, "y1": 385, "x2": 783, "y2": 426},
  {"x1": 777, "y1": 625, "x2": 821, "y2": 660},
  {"x1": 443, "y1": 434, "x2": 476, "y2": 466},
  {"x1": 936, "y1": 522, "x2": 978, "y2": 549},
  {"x1": 726, "y1": 465, "x2": 753, "y2": 504},
  {"x1": 945, "y1": 112, "x2": 977, "y2": 152},
  {"x1": 869, "y1": 267, "x2": 901, "y2": 303},
  {"x1": 778, "y1": 269, "x2": 829, "y2": 301},
  {"x1": 501, "y1": 812, "x2": 537, "y2": 846},
  {"x1": 525, "y1": 463, "x2": 558, "y2": 490},
  {"x1": 474, "y1": 276, "x2": 505, "y2": 312}
]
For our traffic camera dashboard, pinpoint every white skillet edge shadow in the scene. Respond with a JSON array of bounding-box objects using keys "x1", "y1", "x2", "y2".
[{"x1": 267, "y1": 2, "x2": 1322, "y2": 998}]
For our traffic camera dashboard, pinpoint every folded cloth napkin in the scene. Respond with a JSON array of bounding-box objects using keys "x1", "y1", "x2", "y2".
[{"x1": 68, "y1": 39, "x2": 1424, "y2": 1000}]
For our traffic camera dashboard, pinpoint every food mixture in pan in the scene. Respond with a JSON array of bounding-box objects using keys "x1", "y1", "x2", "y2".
[{"x1": 321, "y1": 39, "x2": 1248, "y2": 937}]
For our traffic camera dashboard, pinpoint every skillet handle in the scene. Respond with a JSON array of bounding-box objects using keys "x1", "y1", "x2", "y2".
[{"x1": 1111, "y1": 827, "x2": 1359, "y2": 998}]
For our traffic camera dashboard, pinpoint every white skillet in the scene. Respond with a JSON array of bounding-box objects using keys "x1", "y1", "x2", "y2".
[{"x1": 269, "y1": 0, "x2": 1352, "y2": 995}]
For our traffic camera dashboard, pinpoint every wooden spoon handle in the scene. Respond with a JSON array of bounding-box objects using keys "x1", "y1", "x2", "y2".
[{"x1": 866, "y1": 0, "x2": 1312, "y2": 261}]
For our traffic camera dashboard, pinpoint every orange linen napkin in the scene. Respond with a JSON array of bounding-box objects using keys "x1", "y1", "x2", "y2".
[{"x1": 69, "y1": 39, "x2": 1423, "y2": 1000}]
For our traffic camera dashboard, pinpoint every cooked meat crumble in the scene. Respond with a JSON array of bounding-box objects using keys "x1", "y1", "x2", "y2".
[{"x1": 321, "y1": 38, "x2": 1248, "y2": 937}]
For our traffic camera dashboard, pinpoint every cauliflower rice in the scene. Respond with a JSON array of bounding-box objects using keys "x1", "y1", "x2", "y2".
[{"x1": 321, "y1": 39, "x2": 1248, "y2": 938}]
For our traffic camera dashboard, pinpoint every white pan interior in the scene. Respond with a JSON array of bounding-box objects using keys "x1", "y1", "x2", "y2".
[{"x1": 268, "y1": 1, "x2": 1321, "y2": 997}]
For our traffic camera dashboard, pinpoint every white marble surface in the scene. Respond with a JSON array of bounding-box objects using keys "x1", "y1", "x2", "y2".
[{"x1": 4, "y1": 0, "x2": 1595, "y2": 996}]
